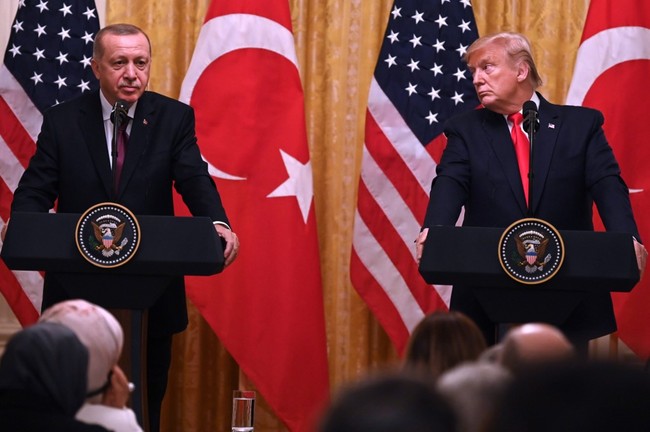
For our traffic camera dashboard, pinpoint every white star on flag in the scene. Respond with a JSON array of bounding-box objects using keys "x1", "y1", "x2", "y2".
[{"x1": 267, "y1": 149, "x2": 314, "y2": 223}]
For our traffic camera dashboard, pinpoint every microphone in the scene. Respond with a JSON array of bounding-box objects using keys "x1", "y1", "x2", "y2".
[
  {"x1": 110, "y1": 99, "x2": 129, "y2": 124},
  {"x1": 523, "y1": 100, "x2": 539, "y2": 133}
]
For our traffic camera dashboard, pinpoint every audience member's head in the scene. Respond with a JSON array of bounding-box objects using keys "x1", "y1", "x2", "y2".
[
  {"x1": 318, "y1": 372, "x2": 457, "y2": 432},
  {"x1": 403, "y1": 311, "x2": 487, "y2": 379},
  {"x1": 499, "y1": 323, "x2": 574, "y2": 373},
  {"x1": 487, "y1": 360, "x2": 650, "y2": 432},
  {"x1": 39, "y1": 299, "x2": 123, "y2": 400},
  {"x1": 437, "y1": 362, "x2": 512, "y2": 432},
  {"x1": 0, "y1": 322, "x2": 89, "y2": 416},
  {"x1": 478, "y1": 343, "x2": 504, "y2": 364}
]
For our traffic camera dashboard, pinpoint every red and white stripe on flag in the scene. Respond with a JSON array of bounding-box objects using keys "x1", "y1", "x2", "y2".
[
  {"x1": 177, "y1": 1, "x2": 329, "y2": 430},
  {"x1": 350, "y1": 0, "x2": 480, "y2": 353},
  {"x1": 567, "y1": 0, "x2": 650, "y2": 358},
  {"x1": 1, "y1": 0, "x2": 101, "y2": 325},
  {"x1": 0, "y1": 68, "x2": 42, "y2": 326},
  {"x1": 351, "y1": 88, "x2": 451, "y2": 352}
]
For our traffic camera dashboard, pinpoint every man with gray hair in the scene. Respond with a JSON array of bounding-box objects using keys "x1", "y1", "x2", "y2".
[
  {"x1": 10, "y1": 23, "x2": 240, "y2": 431},
  {"x1": 437, "y1": 362, "x2": 512, "y2": 432}
]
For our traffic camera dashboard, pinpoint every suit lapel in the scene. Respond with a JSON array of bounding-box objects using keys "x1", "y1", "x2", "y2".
[
  {"x1": 530, "y1": 94, "x2": 561, "y2": 216},
  {"x1": 482, "y1": 109, "x2": 529, "y2": 214},
  {"x1": 116, "y1": 92, "x2": 154, "y2": 197},
  {"x1": 80, "y1": 93, "x2": 113, "y2": 198}
]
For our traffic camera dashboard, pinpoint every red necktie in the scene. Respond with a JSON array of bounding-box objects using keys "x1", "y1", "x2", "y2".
[
  {"x1": 508, "y1": 112, "x2": 529, "y2": 205},
  {"x1": 114, "y1": 122, "x2": 129, "y2": 191}
]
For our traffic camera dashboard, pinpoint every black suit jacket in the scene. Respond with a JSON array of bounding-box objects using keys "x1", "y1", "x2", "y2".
[
  {"x1": 12, "y1": 90, "x2": 229, "y2": 335},
  {"x1": 423, "y1": 94, "x2": 640, "y2": 341}
]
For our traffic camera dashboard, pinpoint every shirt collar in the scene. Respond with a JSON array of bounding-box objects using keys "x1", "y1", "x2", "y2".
[
  {"x1": 504, "y1": 92, "x2": 541, "y2": 123},
  {"x1": 530, "y1": 92, "x2": 540, "y2": 110}
]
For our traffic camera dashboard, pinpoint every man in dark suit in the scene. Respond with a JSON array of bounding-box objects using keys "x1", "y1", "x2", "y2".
[
  {"x1": 9, "y1": 23, "x2": 239, "y2": 431},
  {"x1": 415, "y1": 32, "x2": 646, "y2": 350}
]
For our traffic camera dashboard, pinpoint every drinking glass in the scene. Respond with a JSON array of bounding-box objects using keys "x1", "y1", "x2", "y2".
[{"x1": 231, "y1": 390, "x2": 255, "y2": 432}]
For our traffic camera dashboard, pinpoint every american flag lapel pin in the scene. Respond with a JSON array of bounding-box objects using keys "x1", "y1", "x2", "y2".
[
  {"x1": 143, "y1": 118, "x2": 148, "y2": 126},
  {"x1": 548, "y1": 123, "x2": 555, "y2": 129}
]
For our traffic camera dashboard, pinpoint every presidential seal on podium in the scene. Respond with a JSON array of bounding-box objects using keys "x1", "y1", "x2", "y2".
[
  {"x1": 75, "y1": 202, "x2": 141, "y2": 268},
  {"x1": 498, "y1": 218, "x2": 565, "y2": 285}
]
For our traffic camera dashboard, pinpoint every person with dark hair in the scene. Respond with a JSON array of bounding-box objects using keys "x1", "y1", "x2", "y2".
[
  {"x1": 0, "y1": 322, "x2": 110, "y2": 432},
  {"x1": 403, "y1": 311, "x2": 487, "y2": 380},
  {"x1": 488, "y1": 360, "x2": 650, "y2": 432},
  {"x1": 318, "y1": 372, "x2": 457, "y2": 432},
  {"x1": 9, "y1": 23, "x2": 240, "y2": 431},
  {"x1": 415, "y1": 31, "x2": 647, "y2": 350}
]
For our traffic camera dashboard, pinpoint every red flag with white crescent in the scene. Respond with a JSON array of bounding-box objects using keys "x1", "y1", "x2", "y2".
[
  {"x1": 177, "y1": 1, "x2": 330, "y2": 430},
  {"x1": 567, "y1": 0, "x2": 650, "y2": 358}
]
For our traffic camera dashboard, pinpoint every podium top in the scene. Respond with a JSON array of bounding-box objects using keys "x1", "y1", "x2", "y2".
[
  {"x1": 419, "y1": 225, "x2": 639, "y2": 293},
  {"x1": 2, "y1": 212, "x2": 225, "y2": 310},
  {"x1": 418, "y1": 225, "x2": 639, "y2": 325},
  {"x1": 2, "y1": 211, "x2": 224, "y2": 276}
]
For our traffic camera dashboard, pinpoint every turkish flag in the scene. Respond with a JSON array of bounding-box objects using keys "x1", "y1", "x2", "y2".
[
  {"x1": 177, "y1": 1, "x2": 330, "y2": 430},
  {"x1": 567, "y1": 0, "x2": 650, "y2": 358}
]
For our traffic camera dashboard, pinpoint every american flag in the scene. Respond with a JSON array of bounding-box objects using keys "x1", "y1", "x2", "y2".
[
  {"x1": 0, "y1": 0, "x2": 99, "y2": 325},
  {"x1": 350, "y1": 0, "x2": 479, "y2": 352}
]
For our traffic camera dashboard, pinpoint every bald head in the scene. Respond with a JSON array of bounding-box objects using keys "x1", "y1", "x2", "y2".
[{"x1": 500, "y1": 323, "x2": 575, "y2": 373}]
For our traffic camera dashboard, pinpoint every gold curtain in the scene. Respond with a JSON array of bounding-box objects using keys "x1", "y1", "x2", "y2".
[{"x1": 105, "y1": 1, "x2": 590, "y2": 431}]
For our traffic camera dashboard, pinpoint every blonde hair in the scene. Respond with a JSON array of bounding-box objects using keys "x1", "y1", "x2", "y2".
[{"x1": 465, "y1": 32, "x2": 543, "y2": 89}]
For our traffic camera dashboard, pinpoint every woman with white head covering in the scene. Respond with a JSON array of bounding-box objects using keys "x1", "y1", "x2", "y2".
[
  {"x1": 0, "y1": 322, "x2": 110, "y2": 431},
  {"x1": 39, "y1": 299, "x2": 143, "y2": 432}
]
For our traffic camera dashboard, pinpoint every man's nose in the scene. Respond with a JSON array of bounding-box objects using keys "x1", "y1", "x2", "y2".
[
  {"x1": 472, "y1": 70, "x2": 482, "y2": 85},
  {"x1": 123, "y1": 62, "x2": 136, "y2": 78}
]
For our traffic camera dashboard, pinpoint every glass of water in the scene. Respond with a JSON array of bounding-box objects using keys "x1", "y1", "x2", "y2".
[{"x1": 232, "y1": 390, "x2": 255, "y2": 432}]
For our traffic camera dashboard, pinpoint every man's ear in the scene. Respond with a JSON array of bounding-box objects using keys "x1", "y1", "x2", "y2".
[
  {"x1": 90, "y1": 58, "x2": 101, "y2": 80},
  {"x1": 516, "y1": 61, "x2": 530, "y2": 83}
]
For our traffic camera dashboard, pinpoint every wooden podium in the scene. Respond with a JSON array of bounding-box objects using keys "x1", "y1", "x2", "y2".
[{"x1": 1, "y1": 211, "x2": 224, "y2": 430}]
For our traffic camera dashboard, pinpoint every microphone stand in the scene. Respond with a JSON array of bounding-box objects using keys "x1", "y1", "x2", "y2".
[{"x1": 524, "y1": 109, "x2": 539, "y2": 217}]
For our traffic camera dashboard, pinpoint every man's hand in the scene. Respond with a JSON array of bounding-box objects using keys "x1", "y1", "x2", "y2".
[
  {"x1": 215, "y1": 224, "x2": 239, "y2": 267},
  {"x1": 634, "y1": 237, "x2": 647, "y2": 280},
  {"x1": 101, "y1": 365, "x2": 130, "y2": 408},
  {"x1": 415, "y1": 228, "x2": 429, "y2": 265},
  {"x1": 1, "y1": 218, "x2": 8, "y2": 242}
]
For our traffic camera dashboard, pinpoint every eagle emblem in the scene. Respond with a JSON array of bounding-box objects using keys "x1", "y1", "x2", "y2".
[
  {"x1": 516, "y1": 235, "x2": 551, "y2": 273},
  {"x1": 92, "y1": 219, "x2": 128, "y2": 257},
  {"x1": 498, "y1": 218, "x2": 564, "y2": 284},
  {"x1": 76, "y1": 203, "x2": 140, "y2": 268}
]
